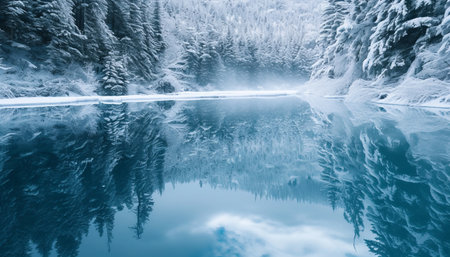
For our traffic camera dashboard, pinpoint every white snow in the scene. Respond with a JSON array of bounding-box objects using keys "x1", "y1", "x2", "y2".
[
  {"x1": 374, "y1": 77, "x2": 450, "y2": 108},
  {"x1": 2, "y1": 84, "x2": 449, "y2": 109},
  {"x1": 301, "y1": 77, "x2": 450, "y2": 109},
  {"x1": 402, "y1": 17, "x2": 438, "y2": 29},
  {"x1": 0, "y1": 90, "x2": 298, "y2": 108}
]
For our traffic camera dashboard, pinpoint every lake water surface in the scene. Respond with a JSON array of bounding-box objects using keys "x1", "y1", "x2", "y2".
[{"x1": 0, "y1": 97, "x2": 449, "y2": 257}]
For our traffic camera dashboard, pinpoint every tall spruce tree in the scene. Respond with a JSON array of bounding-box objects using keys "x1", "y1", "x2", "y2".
[
  {"x1": 151, "y1": 0, "x2": 165, "y2": 54},
  {"x1": 311, "y1": 0, "x2": 350, "y2": 79},
  {"x1": 363, "y1": 0, "x2": 442, "y2": 79},
  {"x1": 0, "y1": 0, "x2": 33, "y2": 42},
  {"x1": 101, "y1": 51, "x2": 128, "y2": 95},
  {"x1": 126, "y1": 0, "x2": 155, "y2": 80},
  {"x1": 84, "y1": 0, "x2": 114, "y2": 62},
  {"x1": 33, "y1": 0, "x2": 84, "y2": 71}
]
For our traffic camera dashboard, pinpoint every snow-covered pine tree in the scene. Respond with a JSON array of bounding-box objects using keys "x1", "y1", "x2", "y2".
[
  {"x1": 101, "y1": 51, "x2": 128, "y2": 95},
  {"x1": 151, "y1": 0, "x2": 166, "y2": 54},
  {"x1": 219, "y1": 29, "x2": 236, "y2": 70},
  {"x1": 141, "y1": 0, "x2": 166, "y2": 79},
  {"x1": 125, "y1": 0, "x2": 155, "y2": 80},
  {"x1": 290, "y1": 44, "x2": 310, "y2": 77},
  {"x1": 33, "y1": 0, "x2": 84, "y2": 72},
  {"x1": 311, "y1": 0, "x2": 350, "y2": 79},
  {"x1": 105, "y1": 0, "x2": 129, "y2": 39},
  {"x1": 363, "y1": 0, "x2": 440, "y2": 79},
  {"x1": 84, "y1": 0, "x2": 115, "y2": 63},
  {"x1": 178, "y1": 40, "x2": 200, "y2": 82},
  {"x1": 73, "y1": 0, "x2": 87, "y2": 33},
  {"x1": 197, "y1": 40, "x2": 220, "y2": 86},
  {"x1": 411, "y1": 0, "x2": 450, "y2": 80},
  {"x1": 0, "y1": 0, "x2": 34, "y2": 42},
  {"x1": 244, "y1": 40, "x2": 259, "y2": 81},
  {"x1": 339, "y1": 0, "x2": 378, "y2": 80}
]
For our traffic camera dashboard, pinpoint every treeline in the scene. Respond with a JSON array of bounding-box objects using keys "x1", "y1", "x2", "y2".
[
  {"x1": 313, "y1": 0, "x2": 450, "y2": 83},
  {"x1": 175, "y1": 29, "x2": 310, "y2": 86},
  {"x1": 0, "y1": 0, "x2": 165, "y2": 95},
  {"x1": 163, "y1": 0, "x2": 322, "y2": 86}
]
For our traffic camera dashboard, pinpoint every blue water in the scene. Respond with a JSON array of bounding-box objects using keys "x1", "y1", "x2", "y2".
[{"x1": 0, "y1": 97, "x2": 449, "y2": 257}]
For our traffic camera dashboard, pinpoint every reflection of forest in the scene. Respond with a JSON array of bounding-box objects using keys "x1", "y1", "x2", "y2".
[
  {"x1": 0, "y1": 100, "x2": 449, "y2": 257},
  {"x1": 0, "y1": 105, "x2": 167, "y2": 257}
]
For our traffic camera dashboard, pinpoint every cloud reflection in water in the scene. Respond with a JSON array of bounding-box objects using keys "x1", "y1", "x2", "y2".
[{"x1": 203, "y1": 214, "x2": 372, "y2": 257}]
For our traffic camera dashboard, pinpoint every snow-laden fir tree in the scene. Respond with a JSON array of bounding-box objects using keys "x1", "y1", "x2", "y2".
[
  {"x1": 363, "y1": 0, "x2": 442, "y2": 79},
  {"x1": 101, "y1": 51, "x2": 128, "y2": 95},
  {"x1": 33, "y1": 0, "x2": 84, "y2": 71},
  {"x1": 412, "y1": 0, "x2": 450, "y2": 81},
  {"x1": 313, "y1": 0, "x2": 450, "y2": 85},
  {"x1": 84, "y1": 0, "x2": 114, "y2": 62},
  {"x1": 311, "y1": 0, "x2": 350, "y2": 79},
  {"x1": 218, "y1": 29, "x2": 236, "y2": 70},
  {"x1": 1, "y1": 0, "x2": 29, "y2": 41},
  {"x1": 151, "y1": 0, "x2": 166, "y2": 54},
  {"x1": 197, "y1": 41, "x2": 221, "y2": 86}
]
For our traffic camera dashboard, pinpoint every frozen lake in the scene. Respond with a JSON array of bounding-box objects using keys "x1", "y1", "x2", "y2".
[{"x1": 0, "y1": 96, "x2": 449, "y2": 257}]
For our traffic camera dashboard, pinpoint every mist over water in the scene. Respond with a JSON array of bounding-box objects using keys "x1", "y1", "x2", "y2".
[
  {"x1": 206, "y1": 71, "x2": 309, "y2": 91},
  {"x1": 0, "y1": 97, "x2": 449, "y2": 257}
]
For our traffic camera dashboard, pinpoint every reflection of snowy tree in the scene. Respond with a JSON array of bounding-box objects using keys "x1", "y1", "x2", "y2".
[
  {"x1": 317, "y1": 116, "x2": 366, "y2": 238},
  {"x1": 317, "y1": 111, "x2": 450, "y2": 257}
]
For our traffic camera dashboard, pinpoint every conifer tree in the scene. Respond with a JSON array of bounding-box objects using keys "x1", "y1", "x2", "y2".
[
  {"x1": 363, "y1": 0, "x2": 440, "y2": 78},
  {"x1": 126, "y1": 0, "x2": 155, "y2": 80},
  {"x1": 101, "y1": 51, "x2": 128, "y2": 95},
  {"x1": 73, "y1": 0, "x2": 87, "y2": 33},
  {"x1": 311, "y1": 0, "x2": 349, "y2": 79},
  {"x1": 84, "y1": 0, "x2": 115, "y2": 62},
  {"x1": 0, "y1": 0, "x2": 33, "y2": 42},
  {"x1": 33, "y1": 0, "x2": 84, "y2": 71},
  {"x1": 197, "y1": 42, "x2": 219, "y2": 86},
  {"x1": 151, "y1": 0, "x2": 166, "y2": 54},
  {"x1": 219, "y1": 30, "x2": 236, "y2": 69}
]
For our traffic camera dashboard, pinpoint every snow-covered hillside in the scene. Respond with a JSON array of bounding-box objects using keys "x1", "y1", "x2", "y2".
[{"x1": 307, "y1": 0, "x2": 450, "y2": 108}]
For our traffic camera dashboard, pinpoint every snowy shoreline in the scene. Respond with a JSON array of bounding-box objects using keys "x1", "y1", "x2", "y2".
[
  {"x1": 301, "y1": 77, "x2": 450, "y2": 109},
  {"x1": 0, "y1": 89, "x2": 449, "y2": 110},
  {"x1": 0, "y1": 90, "x2": 298, "y2": 108}
]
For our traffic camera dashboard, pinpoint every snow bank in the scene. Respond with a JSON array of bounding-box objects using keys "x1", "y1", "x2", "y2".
[
  {"x1": 301, "y1": 77, "x2": 450, "y2": 109},
  {"x1": 374, "y1": 77, "x2": 450, "y2": 108},
  {"x1": 0, "y1": 64, "x2": 98, "y2": 98}
]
